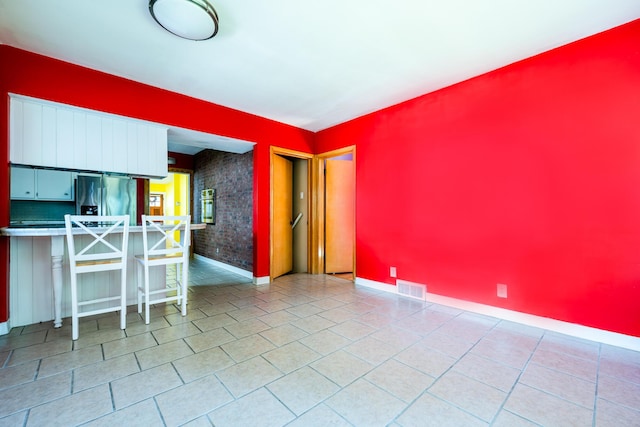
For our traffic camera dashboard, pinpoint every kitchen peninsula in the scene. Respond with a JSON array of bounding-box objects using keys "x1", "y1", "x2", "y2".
[
  {"x1": 4, "y1": 94, "x2": 207, "y2": 331},
  {"x1": 1, "y1": 222, "x2": 205, "y2": 329}
]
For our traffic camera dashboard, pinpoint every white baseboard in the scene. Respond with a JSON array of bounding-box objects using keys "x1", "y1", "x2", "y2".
[
  {"x1": 355, "y1": 276, "x2": 640, "y2": 352},
  {"x1": 0, "y1": 321, "x2": 10, "y2": 336},
  {"x1": 253, "y1": 276, "x2": 271, "y2": 286},
  {"x1": 193, "y1": 254, "x2": 253, "y2": 279},
  {"x1": 192, "y1": 254, "x2": 270, "y2": 286},
  {"x1": 355, "y1": 277, "x2": 397, "y2": 293}
]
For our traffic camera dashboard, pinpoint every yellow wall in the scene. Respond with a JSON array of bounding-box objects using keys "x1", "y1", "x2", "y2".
[
  {"x1": 149, "y1": 173, "x2": 189, "y2": 216},
  {"x1": 150, "y1": 172, "x2": 190, "y2": 244}
]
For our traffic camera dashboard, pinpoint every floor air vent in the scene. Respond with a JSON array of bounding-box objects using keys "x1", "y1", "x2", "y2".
[{"x1": 396, "y1": 280, "x2": 426, "y2": 301}]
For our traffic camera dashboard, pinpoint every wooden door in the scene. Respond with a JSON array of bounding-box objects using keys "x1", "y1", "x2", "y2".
[
  {"x1": 150, "y1": 193, "x2": 164, "y2": 216},
  {"x1": 272, "y1": 155, "x2": 293, "y2": 278},
  {"x1": 325, "y1": 159, "x2": 355, "y2": 273}
]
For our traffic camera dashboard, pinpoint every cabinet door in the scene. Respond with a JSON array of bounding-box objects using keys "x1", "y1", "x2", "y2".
[
  {"x1": 22, "y1": 101, "x2": 44, "y2": 166},
  {"x1": 56, "y1": 108, "x2": 75, "y2": 169},
  {"x1": 112, "y1": 119, "x2": 128, "y2": 174},
  {"x1": 10, "y1": 167, "x2": 35, "y2": 199},
  {"x1": 101, "y1": 117, "x2": 114, "y2": 173},
  {"x1": 85, "y1": 114, "x2": 102, "y2": 172},
  {"x1": 41, "y1": 105, "x2": 58, "y2": 167},
  {"x1": 9, "y1": 97, "x2": 24, "y2": 164},
  {"x1": 73, "y1": 111, "x2": 87, "y2": 170},
  {"x1": 136, "y1": 124, "x2": 151, "y2": 176},
  {"x1": 150, "y1": 126, "x2": 168, "y2": 177},
  {"x1": 36, "y1": 169, "x2": 74, "y2": 200},
  {"x1": 126, "y1": 122, "x2": 138, "y2": 174}
]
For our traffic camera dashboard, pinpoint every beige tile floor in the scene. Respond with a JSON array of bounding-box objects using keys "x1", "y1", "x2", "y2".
[{"x1": 1, "y1": 258, "x2": 640, "y2": 426}]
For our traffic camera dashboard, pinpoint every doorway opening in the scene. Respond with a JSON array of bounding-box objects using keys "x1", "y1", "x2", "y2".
[
  {"x1": 149, "y1": 172, "x2": 191, "y2": 217},
  {"x1": 149, "y1": 193, "x2": 164, "y2": 216},
  {"x1": 270, "y1": 147, "x2": 312, "y2": 281},
  {"x1": 149, "y1": 172, "x2": 191, "y2": 246},
  {"x1": 312, "y1": 146, "x2": 356, "y2": 281}
]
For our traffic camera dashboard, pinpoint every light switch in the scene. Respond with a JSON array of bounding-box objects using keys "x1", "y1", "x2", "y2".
[{"x1": 300, "y1": 192, "x2": 304, "y2": 199}]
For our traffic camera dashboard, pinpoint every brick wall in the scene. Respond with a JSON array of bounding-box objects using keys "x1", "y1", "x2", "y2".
[{"x1": 193, "y1": 150, "x2": 253, "y2": 272}]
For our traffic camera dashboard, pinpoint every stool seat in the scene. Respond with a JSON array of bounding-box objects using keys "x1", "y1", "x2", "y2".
[
  {"x1": 134, "y1": 253, "x2": 183, "y2": 262},
  {"x1": 76, "y1": 258, "x2": 124, "y2": 268}
]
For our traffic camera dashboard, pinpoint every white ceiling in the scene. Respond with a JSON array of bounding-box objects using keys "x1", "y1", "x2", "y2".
[
  {"x1": 1, "y1": 0, "x2": 639, "y2": 154},
  {"x1": 167, "y1": 126, "x2": 255, "y2": 155}
]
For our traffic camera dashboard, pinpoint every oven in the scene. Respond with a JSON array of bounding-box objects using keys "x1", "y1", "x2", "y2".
[{"x1": 201, "y1": 189, "x2": 215, "y2": 224}]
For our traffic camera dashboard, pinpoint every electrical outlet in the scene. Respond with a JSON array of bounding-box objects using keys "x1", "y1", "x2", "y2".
[
  {"x1": 216, "y1": 248, "x2": 220, "y2": 254},
  {"x1": 497, "y1": 283, "x2": 508, "y2": 298},
  {"x1": 390, "y1": 267, "x2": 397, "y2": 278}
]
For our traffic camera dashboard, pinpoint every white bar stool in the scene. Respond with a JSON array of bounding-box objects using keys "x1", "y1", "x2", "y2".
[
  {"x1": 64, "y1": 214, "x2": 130, "y2": 340},
  {"x1": 135, "y1": 215, "x2": 191, "y2": 324}
]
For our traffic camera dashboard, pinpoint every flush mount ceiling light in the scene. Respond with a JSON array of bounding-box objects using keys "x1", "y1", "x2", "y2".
[{"x1": 149, "y1": 0, "x2": 219, "y2": 41}]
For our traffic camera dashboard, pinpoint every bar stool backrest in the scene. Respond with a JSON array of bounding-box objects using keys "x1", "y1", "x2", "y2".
[
  {"x1": 140, "y1": 215, "x2": 191, "y2": 262},
  {"x1": 65, "y1": 215, "x2": 130, "y2": 270}
]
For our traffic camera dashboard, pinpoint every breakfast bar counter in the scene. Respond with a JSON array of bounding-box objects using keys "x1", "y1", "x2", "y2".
[
  {"x1": 1, "y1": 223, "x2": 206, "y2": 236},
  {"x1": 1, "y1": 223, "x2": 205, "y2": 329}
]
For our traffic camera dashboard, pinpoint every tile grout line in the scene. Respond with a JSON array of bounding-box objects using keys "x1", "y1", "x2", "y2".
[{"x1": 485, "y1": 321, "x2": 545, "y2": 426}]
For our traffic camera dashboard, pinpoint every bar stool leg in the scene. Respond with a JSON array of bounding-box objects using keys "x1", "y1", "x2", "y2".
[
  {"x1": 137, "y1": 262, "x2": 143, "y2": 315},
  {"x1": 180, "y1": 261, "x2": 188, "y2": 316},
  {"x1": 120, "y1": 267, "x2": 127, "y2": 330},
  {"x1": 144, "y1": 264, "x2": 151, "y2": 324},
  {"x1": 70, "y1": 272, "x2": 79, "y2": 341}
]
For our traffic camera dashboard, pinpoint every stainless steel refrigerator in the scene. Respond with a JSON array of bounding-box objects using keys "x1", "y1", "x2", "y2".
[{"x1": 76, "y1": 174, "x2": 137, "y2": 225}]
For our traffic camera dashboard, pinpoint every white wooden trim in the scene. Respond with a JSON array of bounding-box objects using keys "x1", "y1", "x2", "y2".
[
  {"x1": 355, "y1": 277, "x2": 397, "y2": 293},
  {"x1": 254, "y1": 276, "x2": 271, "y2": 286},
  {"x1": 0, "y1": 321, "x2": 10, "y2": 336},
  {"x1": 355, "y1": 276, "x2": 640, "y2": 352},
  {"x1": 193, "y1": 254, "x2": 253, "y2": 279}
]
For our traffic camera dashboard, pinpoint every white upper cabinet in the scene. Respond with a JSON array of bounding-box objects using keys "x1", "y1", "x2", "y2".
[
  {"x1": 9, "y1": 95, "x2": 168, "y2": 178},
  {"x1": 23, "y1": 101, "x2": 44, "y2": 166},
  {"x1": 151, "y1": 126, "x2": 168, "y2": 177},
  {"x1": 85, "y1": 114, "x2": 102, "y2": 172},
  {"x1": 126, "y1": 121, "x2": 138, "y2": 174},
  {"x1": 72, "y1": 111, "x2": 87, "y2": 171},
  {"x1": 10, "y1": 166, "x2": 35, "y2": 199},
  {"x1": 111, "y1": 119, "x2": 128, "y2": 174},
  {"x1": 10, "y1": 97, "x2": 51, "y2": 167},
  {"x1": 132, "y1": 123, "x2": 168, "y2": 177},
  {"x1": 42, "y1": 105, "x2": 58, "y2": 167},
  {"x1": 9, "y1": 97, "x2": 24, "y2": 164},
  {"x1": 10, "y1": 167, "x2": 73, "y2": 201},
  {"x1": 100, "y1": 118, "x2": 114, "y2": 173},
  {"x1": 35, "y1": 169, "x2": 74, "y2": 200},
  {"x1": 55, "y1": 108, "x2": 75, "y2": 169}
]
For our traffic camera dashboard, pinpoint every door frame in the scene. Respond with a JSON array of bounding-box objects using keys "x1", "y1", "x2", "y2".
[
  {"x1": 270, "y1": 147, "x2": 313, "y2": 281},
  {"x1": 311, "y1": 145, "x2": 356, "y2": 277}
]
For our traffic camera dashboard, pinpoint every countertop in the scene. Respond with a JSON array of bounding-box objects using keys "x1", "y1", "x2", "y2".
[{"x1": 0, "y1": 222, "x2": 207, "y2": 237}]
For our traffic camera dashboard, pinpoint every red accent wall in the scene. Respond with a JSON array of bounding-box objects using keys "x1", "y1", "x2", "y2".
[
  {"x1": 168, "y1": 151, "x2": 195, "y2": 171},
  {"x1": 316, "y1": 19, "x2": 640, "y2": 337},
  {"x1": 0, "y1": 74, "x2": 9, "y2": 323},
  {"x1": 0, "y1": 46, "x2": 315, "y2": 323},
  {"x1": 2, "y1": 20, "x2": 640, "y2": 337}
]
